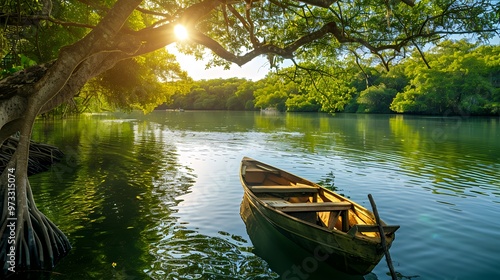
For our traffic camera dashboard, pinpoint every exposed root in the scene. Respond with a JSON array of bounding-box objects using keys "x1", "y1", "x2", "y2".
[
  {"x1": 0, "y1": 137, "x2": 64, "y2": 176},
  {"x1": 1, "y1": 114, "x2": 71, "y2": 276},
  {"x1": 1, "y1": 168, "x2": 71, "y2": 276}
]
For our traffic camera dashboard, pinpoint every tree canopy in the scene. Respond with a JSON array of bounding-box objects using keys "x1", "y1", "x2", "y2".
[
  {"x1": 1, "y1": 0, "x2": 499, "y2": 275},
  {"x1": 2, "y1": 0, "x2": 497, "y2": 116},
  {"x1": 390, "y1": 41, "x2": 500, "y2": 115},
  {"x1": 163, "y1": 40, "x2": 499, "y2": 115}
]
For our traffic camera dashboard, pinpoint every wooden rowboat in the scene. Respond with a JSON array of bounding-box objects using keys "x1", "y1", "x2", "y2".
[{"x1": 239, "y1": 157, "x2": 399, "y2": 275}]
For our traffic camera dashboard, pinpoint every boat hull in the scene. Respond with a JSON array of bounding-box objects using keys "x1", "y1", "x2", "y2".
[
  {"x1": 242, "y1": 192, "x2": 383, "y2": 275},
  {"x1": 239, "y1": 157, "x2": 397, "y2": 275},
  {"x1": 240, "y1": 195, "x2": 365, "y2": 279}
]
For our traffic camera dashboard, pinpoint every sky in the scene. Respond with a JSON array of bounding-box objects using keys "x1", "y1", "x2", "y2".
[{"x1": 167, "y1": 44, "x2": 271, "y2": 81}]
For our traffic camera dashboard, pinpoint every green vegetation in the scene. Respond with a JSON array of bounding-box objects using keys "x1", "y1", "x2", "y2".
[
  {"x1": 1, "y1": 0, "x2": 190, "y2": 115},
  {"x1": 2, "y1": 1, "x2": 499, "y2": 117},
  {"x1": 33, "y1": 38, "x2": 498, "y2": 116},
  {"x1": 160, "y1": 40, "x2": 500, "y2": 115},
  {"x1": 390, "y1": 41, "x2": 500, "y2": 115},
  {"x1": 160, "y1": 78, "x2": 254, "y2": 110},
  {"x1": 162, "y1": 40, "x2": 499, "y2": 116}
]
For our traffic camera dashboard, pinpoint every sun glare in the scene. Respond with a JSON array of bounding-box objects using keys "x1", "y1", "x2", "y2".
[{"x1": 174, "y1": 24, "x2": 188, "y2": 40}]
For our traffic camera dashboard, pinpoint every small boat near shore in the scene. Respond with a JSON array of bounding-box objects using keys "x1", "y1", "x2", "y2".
[{"x1": 239, "y1": 157, "x2": 399, "y2": 275}]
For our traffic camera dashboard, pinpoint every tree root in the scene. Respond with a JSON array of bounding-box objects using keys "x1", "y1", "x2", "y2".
[
  {"x1": 1, "y1": 165, "x2": 71, "y2": 276},
  {"x1": 0, "y1": 137, "x2": 64, "y2": 176}
]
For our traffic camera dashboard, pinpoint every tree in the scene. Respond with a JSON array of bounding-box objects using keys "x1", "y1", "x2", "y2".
[
  {"x1": 253, "y1": 74, "x2": 291, "y2": 111},
  {"x1": 227, "y1": 80, "x2": 257, "y2": 110},
  {"x1": 391, "y1": 41, "x2": 500, "y2": 114},
  {"x1": 1, "y1": 0, "x2": 499, "y2": 275},
  {"x1": 165, "y1": 78, "x2": 250, "y2": 110},
  {"x1": 358, "y1": 84, "x2": 398, "y2": 113}
]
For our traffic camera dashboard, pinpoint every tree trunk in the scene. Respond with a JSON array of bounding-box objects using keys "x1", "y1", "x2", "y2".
[
  {"x1": 0, "y1": 1, "x2": 146, "y2": 276},
  {"x1": 1, "y1": 104, "x2": 71, "y2": 276}
]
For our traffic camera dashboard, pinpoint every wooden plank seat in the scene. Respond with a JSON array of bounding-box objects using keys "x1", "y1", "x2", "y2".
[
  {"x1": 242, "y1": 164, "x2": 279, "y2": 174},
  {"x1": 347, "y1": 224, "x2": 400, "y2": 237},
  {"x1": 264, "y1": 199, "x2": 352, "y2": 212},
  {"x1": 250, "y1": 185, "x2": 319, "y2": 194}
]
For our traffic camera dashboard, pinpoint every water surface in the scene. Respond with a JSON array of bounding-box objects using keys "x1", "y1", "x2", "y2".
[{"x1": 29, "y1": 111, "x2": 500, "y2": 279}]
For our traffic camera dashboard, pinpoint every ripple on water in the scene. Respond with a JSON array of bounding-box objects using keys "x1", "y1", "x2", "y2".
[
  {"x1": 28, "y1": 112, "x2": 500, "y2": 279},
  {"x1": 145, "y1": 231, "x2": 276, "y2": 279}
]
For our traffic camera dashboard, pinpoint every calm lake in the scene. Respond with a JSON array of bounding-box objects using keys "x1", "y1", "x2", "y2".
[{"x1": 29, "y1": 111, "x2": 500, "y2": 280}]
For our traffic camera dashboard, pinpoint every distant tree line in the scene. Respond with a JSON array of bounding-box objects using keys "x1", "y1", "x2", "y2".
[
  {"x1": 160, "y1": 40, "x2": 500, "y2": 116},
  {"x1": 158, "y1": 78, "x2": 256, "y2": 111}
]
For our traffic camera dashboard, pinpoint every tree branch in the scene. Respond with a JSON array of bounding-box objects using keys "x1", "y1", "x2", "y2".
[
  {"x1": 189, "y1": 21, "x2": 340, "y2": 66},
  {"x1": 31, "y1": 0, "x2": 143, "y2": 110},
  {"x1": 298, "y1": 0, "x2": 337, "y2": 8},
  {"x1": 399, "y1": 0, "x2": 415, "y2": 7}
]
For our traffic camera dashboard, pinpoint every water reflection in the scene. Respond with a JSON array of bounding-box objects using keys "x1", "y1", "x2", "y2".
[
  {"x1": 27, "y1": 111, "x2": 500, "y2": 280},
  {"x1": 145, "y1": 229, "x2": 272, "y2": 279},
  {"x1": 30, "y1": 115, "x2": 278, "y2": 279},
  {"x1": 31, "y1": 117, "x2": 191, "y2": 279},
  {"x1": 388, "y1": 115, "x2": 500, "y2": 198}
]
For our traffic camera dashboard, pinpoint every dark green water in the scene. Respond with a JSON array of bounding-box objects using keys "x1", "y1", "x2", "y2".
[{"x1": 27, "y1": 111, "x2": 500, "y2": 279}]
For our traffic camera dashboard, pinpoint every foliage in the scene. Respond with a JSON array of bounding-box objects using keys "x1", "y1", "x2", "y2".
[
  {"x1": 91, "y1": 49, "x2": 190, "y2": 113},
  {"x1": 229, "y1": 80, "x2": 257, "y2": 110},
  {"x1": 285, "y1": 93, "x2": 321, "y2": 112},
  {"x1": 162, "y1": 40, "x2": 500, "y2": 116},
  {"x1": 253, "y1": 74, "x2": 296, "y2": 112},
  {"x1": 357, "y1": 84, "x2": 398, "y2": 113},
  {"x1": 0, "y1": 0, "x2": 189, "y2": 113},
  {"x1": 2, "y1": 0, "x2": 499, "y2": 114},
  {"x1": 164, "y1": 78, "x2": 254, "y2": 110},
  {"x1": 238, "y1": 0, "x2": 500, "y2": 71},
  {"x1": 0, "y1": 0, "x2": 92, "y2": 77},
  {"x1": 390, "y1": 40, "x2": 500, "y2": 115},
  {"x1": 260, "y1": 40, "x2": 500, "y2": 115}
]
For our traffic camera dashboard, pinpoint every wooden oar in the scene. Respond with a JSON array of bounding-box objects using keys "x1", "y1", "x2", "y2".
[{"x1": 368, "y1": 194, "x2": 397, "y2": 280}]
